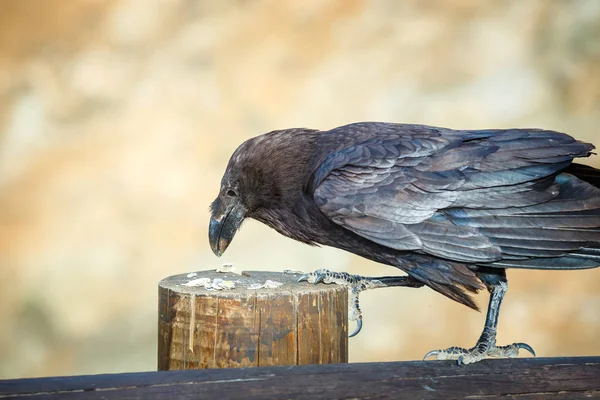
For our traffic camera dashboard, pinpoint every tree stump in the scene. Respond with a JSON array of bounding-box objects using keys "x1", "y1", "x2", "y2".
[{"x1": 158, "y1": 270, "x2": 348, "y2": 370}]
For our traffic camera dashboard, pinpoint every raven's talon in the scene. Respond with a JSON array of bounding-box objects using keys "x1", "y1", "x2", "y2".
[
  {"x1": 423, "y1": 350, "x2": 437, "y2": 361},
  {"x1": 348, "y1": 317, "x2": 363, "y2": 338},
  {"x1": 423, "y1": 347, "x2": 469, "y2": 361},
  {"x1": 517, "y1": 342, "x2": 536, "y2": 357}
]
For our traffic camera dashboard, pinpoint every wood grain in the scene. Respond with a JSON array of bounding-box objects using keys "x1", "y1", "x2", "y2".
[{"x1": 158, "y1": 270, "x2": 348, "y2": 370}]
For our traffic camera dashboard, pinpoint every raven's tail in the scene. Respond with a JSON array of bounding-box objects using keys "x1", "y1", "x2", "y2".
[{"x1": 565, "y1": 163, "x2": 600, "y2": 188}]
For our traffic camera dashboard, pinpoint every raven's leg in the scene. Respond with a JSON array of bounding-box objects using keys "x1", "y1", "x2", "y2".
[
  {"x1": 295, "y1": 269, "x2": 424, "y2": 337},
  {"x1": 423, "y1": 269, "x2": 535, "y2": 365}
]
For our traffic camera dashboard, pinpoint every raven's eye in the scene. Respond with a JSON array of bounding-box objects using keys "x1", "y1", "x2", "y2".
[{"x1": 226, "y1": 189, "x2": 238, "y2": 197}]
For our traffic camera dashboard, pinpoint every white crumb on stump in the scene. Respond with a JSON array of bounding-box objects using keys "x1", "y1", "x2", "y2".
[
  {"x1": 247, "y1": 283, "x2": 264, "y2": 290},
  {"x1": 217, "y1": 263, "x2": 240, "y2": 274},
  {"x1": 283, "y1": 269, "x2": 304, "y2": 274},
  {"x1": 182, "y1": 277, "x2": 236, "y2": 290},
  {"x1": 247, "y1": 279, "x2": 284, "y2": 290},
  {"x1": 263, "y1": 279, "x2": 283, "y2": 288}
]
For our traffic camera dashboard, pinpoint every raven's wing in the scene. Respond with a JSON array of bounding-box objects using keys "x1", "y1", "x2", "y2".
[{"x1": 311, "y1": 125, "x2": 598, "y2": 272}]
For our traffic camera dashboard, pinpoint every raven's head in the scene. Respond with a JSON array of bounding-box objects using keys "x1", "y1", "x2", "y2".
[
  {"x1": 209, "y1": 129, "x2": 319, "y2": 257},
  {"x1": 208, "y1": 142, "x2": 258, "y2": 257}
]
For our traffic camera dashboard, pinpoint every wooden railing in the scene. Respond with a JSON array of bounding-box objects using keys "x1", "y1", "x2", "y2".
[{"x1": 2, "y1": 357, "x2": 599, "y2": 399}]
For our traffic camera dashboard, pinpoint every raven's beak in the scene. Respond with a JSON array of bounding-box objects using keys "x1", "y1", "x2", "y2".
[{"x1": 209, "y1": 196, "x2": 247, "y2": 257}]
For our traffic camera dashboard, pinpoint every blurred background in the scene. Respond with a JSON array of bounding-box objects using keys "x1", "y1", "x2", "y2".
[{"x1": 0, "y1": 0, "x2": 599, "y2": 379}]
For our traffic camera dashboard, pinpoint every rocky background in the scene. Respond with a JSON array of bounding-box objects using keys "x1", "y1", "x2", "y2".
[{"x1": 0, "y1": 0, "x2": 599, "y2": 378}]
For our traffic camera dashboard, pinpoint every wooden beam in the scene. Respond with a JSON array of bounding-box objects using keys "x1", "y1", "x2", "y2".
[
  {"x1": 158, "y1": 270, "x2": 348, "y2": 369},
  {"x1": 2, "y1": 357, "x2": 599, "y2": 399}
]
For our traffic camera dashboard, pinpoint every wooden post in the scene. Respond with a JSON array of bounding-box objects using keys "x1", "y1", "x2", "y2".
[{"x1": 158, "y1": 270, "x2": 348, "y2": 370}]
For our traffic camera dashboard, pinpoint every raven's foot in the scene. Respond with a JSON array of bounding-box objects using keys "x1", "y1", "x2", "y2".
[
  {"x1": 296, "y1": 269, "x2": 386, "y2": 290},
  {"x1": 423, "y1": 331, "x2": 535, "y2": 365},
  {"x1": 297, "y1": 269, "x2": 386, "y2": 337}
]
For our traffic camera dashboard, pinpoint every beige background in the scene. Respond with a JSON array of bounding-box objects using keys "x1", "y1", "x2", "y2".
[{"x1": 0, "y1": 0, "x2": 599, "y2": 379}]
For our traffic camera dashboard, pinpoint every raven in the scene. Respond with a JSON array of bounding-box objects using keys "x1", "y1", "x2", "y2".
[{"x1": 209, "y1": 122, "x2": 600, "y2": 364}]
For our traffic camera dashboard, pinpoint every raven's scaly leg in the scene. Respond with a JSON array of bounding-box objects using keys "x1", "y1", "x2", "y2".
[
  {"x1": 423, "y1": 278, "x2": 535, "y2": 365},
  {"x1": 296, "y1": 269, "x2": 424, "y2": 337}
]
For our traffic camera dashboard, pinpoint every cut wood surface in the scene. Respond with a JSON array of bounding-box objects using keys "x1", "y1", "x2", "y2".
[
  {"x1": 158, "y1": 270, "x2": 348, "y2": 370},
  {"x1": 2, "y1": 357, "x2": 599, "y2": 399}
]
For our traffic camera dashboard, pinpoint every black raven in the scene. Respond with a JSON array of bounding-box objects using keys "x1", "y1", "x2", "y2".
[{"x1": 209, "y1": 122, "x2": 600, "y2": 364}]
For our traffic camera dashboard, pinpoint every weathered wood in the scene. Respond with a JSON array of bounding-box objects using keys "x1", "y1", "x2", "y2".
[
  {"x1": 158, "y1": 270, "x2": 348, "y2": 370},
  {"x1": 2, "y1": 357, "x2": 599, "y2": 399}
]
